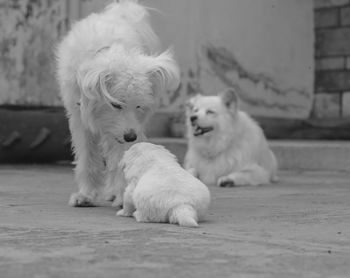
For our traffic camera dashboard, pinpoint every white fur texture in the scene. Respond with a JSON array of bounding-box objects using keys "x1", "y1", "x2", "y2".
[
  {"x1": 117, "y1": 142, "x2": 211, "y2": 227},
  {"x1": 185, "y1": 88, "x2": 278, "y2": 187},
  {"x1": 56, "y1": 0, "x2": 180, "y2": 207}
]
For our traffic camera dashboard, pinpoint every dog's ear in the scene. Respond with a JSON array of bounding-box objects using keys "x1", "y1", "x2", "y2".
[
  {"x1": 79, "y1": 94, "x2": 99, "y2": 133},
  {"x1": 146, "y1": 49, "x2": 180, "y2": 99},
  {"x1": 77, "y1": 63, "x2": 100, "y2": 100},
  {"x1": 185, "y1": 98, "x2": 194, "y2": 110},
  {"x1": 77, "y1": 63, "x2": 112, "y2": 133},
  {"x1": 220, "y1": 88, "x2": 239, "y2": 113},
  {"x1": 185, "y1": 94, "x2": 201, "y2": 110},
  {"x1": 77, "y1": 62, "x2": 115, "y2": 101}
]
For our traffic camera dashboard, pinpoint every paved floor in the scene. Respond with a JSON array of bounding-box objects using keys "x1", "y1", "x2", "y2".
[{"x1": 0, "y1": 165, "x2": 350, "y2": 278}]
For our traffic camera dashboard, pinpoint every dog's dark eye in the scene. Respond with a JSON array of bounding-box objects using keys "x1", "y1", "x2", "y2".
[
  {"x1": 136, "y1": 105, "x2": 141, "y2": 109},
  {"x1": 111, "y1": 103, "x2": 123, "y2": 110},
  {"x1": 206, "y1": 110, "x2": 216, "y2": 115}
]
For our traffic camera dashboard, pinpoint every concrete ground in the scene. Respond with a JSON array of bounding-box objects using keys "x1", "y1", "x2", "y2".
[{"x1": 0, "y1": 165, "x2": 350, "y2": 278}]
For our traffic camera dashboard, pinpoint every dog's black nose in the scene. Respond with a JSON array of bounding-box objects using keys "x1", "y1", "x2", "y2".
[
  {"x1": 123, "y1": 130, "x2": 137, "y2": 142},
  {"x1": 190, "y1": 115, "x2": 198, "y2": 123}
]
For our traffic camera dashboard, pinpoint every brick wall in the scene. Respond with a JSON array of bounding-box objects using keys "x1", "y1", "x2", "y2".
[{"x1": 315, "y1": 0, "x2": 350, "y2": 118}]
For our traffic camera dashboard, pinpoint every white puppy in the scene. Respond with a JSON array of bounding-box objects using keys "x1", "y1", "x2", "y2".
[
  {"x1": 185, "y1": 88, "x2": 278, "y2": 187},
  {"x1": 56, "y1": 1, "x2": 180, "y2": 207},
  {"x1": 117, "y1": 142, "x2": 211, "y2": 227}
]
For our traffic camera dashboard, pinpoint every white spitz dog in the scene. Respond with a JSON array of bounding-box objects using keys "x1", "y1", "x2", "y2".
[
  {"x1": 56, "y1": 0, "x2": 180, "y2": 207},
  {"x1": 117, "y1": 142, "x2": 211, "y2": 227},
  {"x1": 184, "y1": 88, "x2": 277, "y2": 187}
]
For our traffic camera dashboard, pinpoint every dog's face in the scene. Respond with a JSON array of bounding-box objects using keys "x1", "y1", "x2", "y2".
[
  {"x1": 186, "y1": 88, "x2": 239, "y2": 139},
  {"x1": 77, "y1": 46, "x2": 180, "y2": 144},
  {"x1": 82, "y1": 72, "x2": 156, "y2": 144}
]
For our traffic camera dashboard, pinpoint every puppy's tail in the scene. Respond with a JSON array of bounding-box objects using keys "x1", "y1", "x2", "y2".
[{"x1": 169, "y1": 204, "x2": 199, "y2": 228}]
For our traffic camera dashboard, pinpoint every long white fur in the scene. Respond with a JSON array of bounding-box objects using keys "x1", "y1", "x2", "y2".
[
  {"x1": 117, "y1": 142, "x2": 211, "y2": 227},
  {"x1": 56, "y1": 0, "x2": 180, "y2": 207},
  {"x1": 184, "y1": 88, "x2": 278, "y2": 187}
]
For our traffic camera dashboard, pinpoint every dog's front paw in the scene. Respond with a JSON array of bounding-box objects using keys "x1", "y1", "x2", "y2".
[
  {"x1": 116, "y1": 209, "x2": 132, "y2": 217},
  {"x1": 218, "y1": 177, "x2": 235, "y2": 188},
  {"x1": 133, "y1": 211, "x2": 146, "y2": 222},
  {"x1": 111, "y1": 195, "x2": 123, "y2": 208},
  {"x1": 105, "y1": 194, "x2": 116, "y2": 202},
  {"x1": 69, "y1": 192, "x2": 95, "y2": 207},
  {"x1": 104, "y1": 186, "x2": 117, "y2": 202}
]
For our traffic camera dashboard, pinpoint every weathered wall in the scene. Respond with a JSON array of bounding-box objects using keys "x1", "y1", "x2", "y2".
[
  {"x1": 0, "y1": 0, "x2": 315, "y2": 120},
  {"x1": 0, "y1": 0, "x2": 67, "y2": 106},
  {"x1": 143, "y1": 0, "x2": 315, "y2": 118},
  {"x1": 314, "y1": 0, "x2": 350, "y2": 118}
]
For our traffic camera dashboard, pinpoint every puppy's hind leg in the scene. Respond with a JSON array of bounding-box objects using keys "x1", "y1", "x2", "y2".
[
  {"x1": 132, "y1": 211, "x2": 148, "y2": 223},
  {"x1": 218, "y1": 164, "x2": 270, "y2": 187},
  {"x1": 68, "y1": 110, "x2": 105, "y2": 207}
]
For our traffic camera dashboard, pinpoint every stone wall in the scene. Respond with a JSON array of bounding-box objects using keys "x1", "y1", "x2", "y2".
[
  {"x1": 0, "y1": 0, "x2": 68, "y2": 106},
  {"x1": 2, "y1": 0, "x2": 348, "y2": 124},
  {"x1": 145, "y1": 0, "x2": 314, "y2": 119},
  {"x1": 315, "y1": 0, "x2": 350, "y2": 118}
]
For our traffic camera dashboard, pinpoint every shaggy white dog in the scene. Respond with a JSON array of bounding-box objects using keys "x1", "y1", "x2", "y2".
[
  {"x1": 185, "y1": 88, "x2": 278, "y2": 187},
  {"x1": 117, "y1": 142, "x2": 211, "y2": 227},
  {"x1": 56, "y1": 0, "x2": 180, "y2": 207}
]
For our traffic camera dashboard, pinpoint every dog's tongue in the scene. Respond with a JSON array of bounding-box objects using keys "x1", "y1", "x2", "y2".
[{"x1": 193, "y1": 126, "x2": 213, "y2": 136}]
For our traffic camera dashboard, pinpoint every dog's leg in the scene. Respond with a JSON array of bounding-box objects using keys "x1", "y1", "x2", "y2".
[
  {"x1": 68, "y1": 110, "x2": 105, "y2": 207},
  {"x1": 105, "y1": 168, "x2": 117, "y2": 203},
  {"x1": 106, "y1": 166, "x2": 126, "y2": 208},
  {"x1": 218, "y1": 164, "x2": 270, "y2": 187},
  {"x1": 104, "y1": 145, "x2": 127, "y2": 208},
  {"x1": 116, "y1": 186, "x2": 135, "y2": 217}
]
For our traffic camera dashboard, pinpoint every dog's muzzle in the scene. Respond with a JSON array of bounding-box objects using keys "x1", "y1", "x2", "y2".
[
  {"x1": 193, "y1": 125, "x2": 214, "y2": 136},
  {"x1": 123, "y1": 129, "x2": 137, "y2": 142}
]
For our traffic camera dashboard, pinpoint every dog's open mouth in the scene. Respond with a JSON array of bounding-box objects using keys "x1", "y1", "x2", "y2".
[{"x1": 193, "y1": 125, "x2": 214, "y2": 136}]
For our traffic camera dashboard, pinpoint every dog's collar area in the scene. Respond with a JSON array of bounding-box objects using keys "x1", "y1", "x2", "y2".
[{"x1": 193, "y1": 125, "x2": 214, "y2": 136}]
